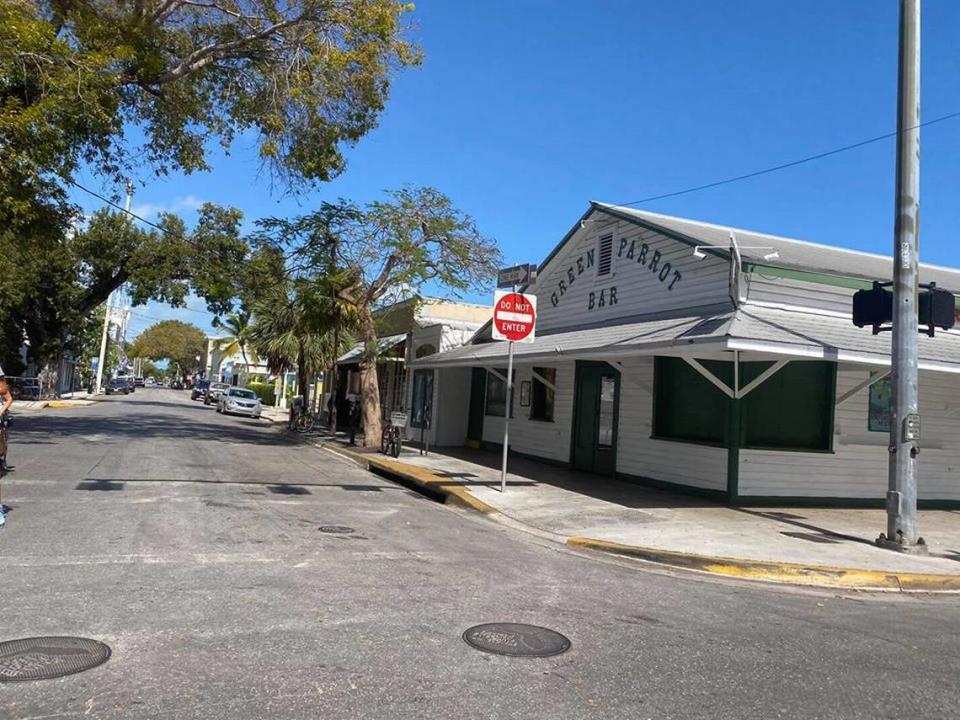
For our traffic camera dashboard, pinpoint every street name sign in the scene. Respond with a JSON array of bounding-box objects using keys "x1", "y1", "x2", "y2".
[
  {"x1": 492, "y1": 291, "x2": 537, "y2": 344},
  {"x1": 497, "y1": 264, "x2": 537, "y2": 289}
]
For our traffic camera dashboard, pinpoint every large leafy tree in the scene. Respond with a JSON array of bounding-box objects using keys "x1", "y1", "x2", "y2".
[
  {"x1": 0, "y1": 0, "x2": 419, "y2": 367},
  {"x1": 256, "y1": 187, "x2": 501, "y2": 446},
  {"x1": 6, "y1": 204, "x2": 246, "y2": 365},
  {"x1": 129, "y1": 319, "x2": 206, "y2": 377},
  {"x1": 1, "y1": 0, "x2": 420, "y2": 209}
]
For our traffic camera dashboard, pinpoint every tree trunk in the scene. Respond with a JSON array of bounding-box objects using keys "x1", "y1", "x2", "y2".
[
  {"x1": 359, "y1": 308, "x2": 382, "y2": 448},
  {"x1": 327, "y1": 322, "x2": 339, "y2": 433},
  {"x1": 297, "y1": 340, "x2": 308, "y2": 409}
]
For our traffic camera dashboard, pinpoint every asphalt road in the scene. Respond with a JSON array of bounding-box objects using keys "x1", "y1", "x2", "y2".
[{"x1": 1, "y1": 390, "x2": 959, "y2": 720}]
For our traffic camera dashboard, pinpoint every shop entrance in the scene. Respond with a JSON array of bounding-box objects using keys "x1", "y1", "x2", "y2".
[
  {"x1": 466, "y1": 367, "x2": 487, "y2": 448},
  {"x1": 571, "y1": 361, "x2": 620, "y2": 475}
]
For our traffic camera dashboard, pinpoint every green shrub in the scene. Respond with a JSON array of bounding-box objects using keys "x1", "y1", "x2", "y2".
[{"x1": 248, "y1": 381, "x2": 277, "y2": 407}]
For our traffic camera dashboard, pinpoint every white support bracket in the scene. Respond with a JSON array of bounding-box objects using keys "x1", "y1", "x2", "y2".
[
  {"x1": 736, "y1": 359, "x2": 789, "y2": 399},
  {"x1": 530, "y1": 369, "x2": 556, "y2": 392},
  {"x1": 684, "y1": 357, "x2": 735, "y2": 399},
  {"x1": 836, "y1": 370, "x2": 890, "y2": 407},
  {"x1": 486, "y1": 367, "x2": 512, "y2": 388},
  {"x1": 684, "y1": 356, "x2": 790, "y2": 400}
]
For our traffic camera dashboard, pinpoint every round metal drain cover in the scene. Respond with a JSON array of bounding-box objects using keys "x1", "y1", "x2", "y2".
[
  {"x1": 463, "y1": 623, "x2": 570, "y2": 658},
  {"x1": 0, "y1": 637, "x2": 111, "y2": 682},
  {"x1": 318, "y1": 525, "x2": 354, "y2": 534}
]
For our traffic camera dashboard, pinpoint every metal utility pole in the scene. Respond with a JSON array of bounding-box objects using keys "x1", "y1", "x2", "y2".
[
  {"x1": 878, "y1": 0, "x2": 926, "y2": 553},
  {"x1": 93, "y1": 183, "x2": 134, "y2": 394}
]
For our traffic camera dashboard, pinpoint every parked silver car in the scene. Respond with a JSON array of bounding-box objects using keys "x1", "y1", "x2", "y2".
[{"x1": 217, "y1": 387, "x2": 262, "y2": 418}]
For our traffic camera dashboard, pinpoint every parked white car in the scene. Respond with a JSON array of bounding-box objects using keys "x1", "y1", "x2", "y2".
[{"x1": 217, "y1": 387, "x2": 262, "y2": 418}]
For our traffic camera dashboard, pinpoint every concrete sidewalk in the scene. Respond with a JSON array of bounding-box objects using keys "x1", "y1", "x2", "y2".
[{"x1": 315, "y1": 437, "x2": 960, "y2": 591}]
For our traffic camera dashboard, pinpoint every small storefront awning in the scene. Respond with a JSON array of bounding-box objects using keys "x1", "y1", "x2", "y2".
[
  {"x1": 337, "y1": 333, "x2": 407, "y2": 365},
  {"x1": 413, "y1": 304, "x2": 960, "y2": 374}
]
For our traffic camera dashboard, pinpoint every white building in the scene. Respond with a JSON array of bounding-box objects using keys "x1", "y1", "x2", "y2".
[
  {"x1": 415, "y1": 202, "x2": 960, "y2": 508},
  {"x1": 203, "y1": 336, "x2": 269, "y2": 386},
  {"x1": 334, "y1": 297, "x2": 489, "y2": 426}
]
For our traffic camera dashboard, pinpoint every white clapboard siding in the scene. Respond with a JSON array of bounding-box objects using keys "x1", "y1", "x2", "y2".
[
  {"x1": 481, "y1": 361, "x2": 575, "y2": 463},
  {"x1": 615, "y1": 358, "x2": 727, "y2": 491},
  {"x1": 739, "y1": 367, "x2": 960, "y2": 500},
  {"x1": 531, "y1": 218, "x2": 731, "y2": 334},
  {"x1": 744, "y1": 272, "x2": 856, "y2": 314}
]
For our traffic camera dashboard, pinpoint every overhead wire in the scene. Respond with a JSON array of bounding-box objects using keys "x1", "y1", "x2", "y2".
[{"x1": 617, "y1": 110, "x2": 960, "y2": 207}]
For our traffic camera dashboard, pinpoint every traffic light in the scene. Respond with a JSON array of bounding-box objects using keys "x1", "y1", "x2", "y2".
[
  {"x1": 852, "y1": 283, "x2": 892, "y2": 330},
  {"x1": 918, "y1": 284, "x2": 956, "y2": 336},
  {"x1": 853, "y1": 281, "x2": 956, "y2": 336}
]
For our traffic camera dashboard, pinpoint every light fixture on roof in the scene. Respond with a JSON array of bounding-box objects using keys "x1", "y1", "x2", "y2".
[{"x1": 693, "y1": 243, "x2": 780, "y2": 261}]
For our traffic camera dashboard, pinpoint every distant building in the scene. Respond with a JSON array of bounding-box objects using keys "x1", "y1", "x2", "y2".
[{"x1": 203, "y1": 336, "x2": 269, "y2": 386}]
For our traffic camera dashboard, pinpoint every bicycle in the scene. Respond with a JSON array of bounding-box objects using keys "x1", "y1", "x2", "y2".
[
  {"x1": 289, "y1": 406, "x2": 317, "y2": 434},
  {"x1": 381, "y1": 411, "x2": 406, "y2": 458}
]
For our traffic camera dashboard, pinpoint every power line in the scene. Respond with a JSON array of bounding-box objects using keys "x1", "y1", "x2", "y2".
[
  {"x1": 67, "y1": 179, "x2": 169, "y2": 232},
  {"x1": 618, "y1": 110, "x2": 960, "y2": 207}
]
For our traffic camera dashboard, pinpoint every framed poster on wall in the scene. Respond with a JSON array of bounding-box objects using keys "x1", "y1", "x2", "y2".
[
  {"x1": 519, "y1": 380, "x2": 531, "y2": 407},
  {"x1": 868, "y1": 377, "x2": 893, "y2": 432}
]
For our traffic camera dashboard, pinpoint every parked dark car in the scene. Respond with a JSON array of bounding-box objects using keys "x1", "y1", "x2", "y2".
[
  {"x1": 170, "y1": 380, "x2": 184, "y2": 390},
  {"x1": 190, "y1": 379, "x2": 209, "y2": 401},
  {"x1": 106, "y1": 377, "x2": 131, "y2": 395}
]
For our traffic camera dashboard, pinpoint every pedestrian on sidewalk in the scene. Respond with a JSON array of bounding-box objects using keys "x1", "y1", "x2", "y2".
[{"x1": 0, "y1": 366, "x2": 13, "y2": 527}]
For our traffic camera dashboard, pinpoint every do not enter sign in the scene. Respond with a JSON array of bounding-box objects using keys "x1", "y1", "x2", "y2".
[{"x1": 492, "y1": 290, "x2": 537, "y2": 343}]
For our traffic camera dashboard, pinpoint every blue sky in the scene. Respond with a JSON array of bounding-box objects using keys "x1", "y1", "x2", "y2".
[{"x1": 70, "y1": 1, "x2": 960, "y2": 339}]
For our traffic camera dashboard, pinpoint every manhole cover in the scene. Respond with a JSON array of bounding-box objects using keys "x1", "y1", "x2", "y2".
[
  {"x1": 462, "y1": 623, "x2": 571, "y2": 658},
  {"x1": 318, "y1": 525, "x2": 354, "y2": 534},
  {"x1": 0, "y1": 637, "x2": 111, "y2": 682}
]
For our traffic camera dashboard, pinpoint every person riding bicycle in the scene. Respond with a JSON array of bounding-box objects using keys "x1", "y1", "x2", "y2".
[{"x1": 0, "y1": 365, "x2": 13, "y2": 526}]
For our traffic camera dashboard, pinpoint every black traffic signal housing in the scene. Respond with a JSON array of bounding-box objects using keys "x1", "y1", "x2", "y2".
[
  {"x1": 918, "y1": 283, "x2": 956, "y2": 336},
  {"x1": 853, "y1": 281, "x2": 956, "y2": 337},
  {"x1": 852, "y1": 282, "x2": 892, "y2": 331}
]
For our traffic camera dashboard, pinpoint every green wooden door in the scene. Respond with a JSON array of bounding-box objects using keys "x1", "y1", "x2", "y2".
[
  {"x1": 466, "y1": 367, "x2": 486, "y2": 447},
  {"x1": 571, "y1": 362, "x2": 620, "y2": 475}
]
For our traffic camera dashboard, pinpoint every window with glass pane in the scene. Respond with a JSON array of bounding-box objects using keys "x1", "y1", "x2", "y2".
[
  {"x1": 411, "y1": 370, "x2": 434, "y2": 428},
  {"x1": 485, "y1": 369, "x2": 507, "y2": 417},
  {"x1": 530, "y1": 367, "x2": 556, "y2": 421},
  {"x1": 597, "y1": 376, "x2": 616, "y2": 448}
]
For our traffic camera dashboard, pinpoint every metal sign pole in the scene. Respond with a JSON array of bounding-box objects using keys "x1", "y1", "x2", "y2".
[
  {"x1": 880, "y1": 0, "x2": 925, "y2": 553},
  {"x1": 500, "y1": 338, "x2": 514, "y2": 493}
]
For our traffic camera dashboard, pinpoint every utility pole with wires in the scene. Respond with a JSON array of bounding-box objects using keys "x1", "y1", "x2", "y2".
[
  {"x1": 878, "y1": 0, "x2": 926, "y2": 554},
  {"x1": 93, "y1": 182, "x2": 134, "y2": 394}
]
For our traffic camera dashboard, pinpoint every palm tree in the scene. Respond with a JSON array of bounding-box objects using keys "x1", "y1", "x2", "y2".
[
  {"x1": 212, "y1": 310, "x2": 258, "y2": 376},
  {"x1": 249, "y1": 281, "x2": 343, "y2": 408}
]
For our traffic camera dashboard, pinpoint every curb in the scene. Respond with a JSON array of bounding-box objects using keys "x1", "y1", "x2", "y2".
[
  {"x1": 320, "y1": 443, "x2": 498, "y2": 515},
  {"x1": 566, "y1": 536, "x2": 960, "y2": 592},
  {"x1": 310, "y1": 440, "x2": 960, "y2": 593}
]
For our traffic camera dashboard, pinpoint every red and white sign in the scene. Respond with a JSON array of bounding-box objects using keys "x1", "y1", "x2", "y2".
[{"x1": 492, "y1": 290, "x2": 537, "y2": 343}]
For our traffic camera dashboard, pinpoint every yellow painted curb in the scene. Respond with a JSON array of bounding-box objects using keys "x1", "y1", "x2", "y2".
[
  {"x1": 329, "y1": 445, "x2": 497, "y2": 515},
  {"x1": 46, "y1": 401, "x2": 74, "y2": 408},
  {"x1": 567, "y1": 536, "x2": 960, "y2": 592}
]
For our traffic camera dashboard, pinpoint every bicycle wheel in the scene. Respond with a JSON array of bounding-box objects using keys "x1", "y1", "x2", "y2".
[
  {"x1": 380, "y1": 426, "x2": 391, "y2": 454},
  {"x1": 390, "y1": 431, "x2": 401, "y2": 458}
]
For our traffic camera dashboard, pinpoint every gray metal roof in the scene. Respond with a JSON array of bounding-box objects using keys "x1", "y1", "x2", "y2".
[
  {"x1": 416, "y1": 303, "x2": 960, "y2": 372},
  {"x1": 728, "y1": 305, "x2": 960, "y2": 371},
  {"x1": 414, "y1": 310, "x2": 735, "y2": 368},
  {"x1": 593, "y1": 203, "x2": 960, "y2": 292},
  {"x1": 337, "y1": 333, "x2": 406, "y2": 365}
]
